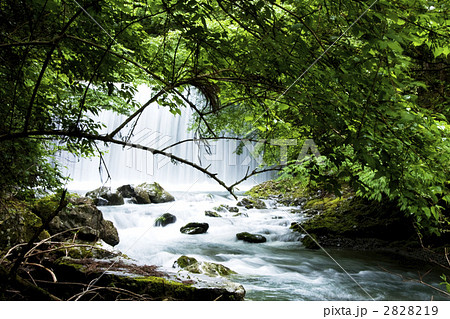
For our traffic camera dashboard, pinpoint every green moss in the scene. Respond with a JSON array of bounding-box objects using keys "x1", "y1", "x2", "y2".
[
  {"x1": 176, "y1": 255, "x2": 198, "y2": 268},
  {"x1": 67, "y1": 246, "x2": 94, "y2": 259},
  {"x1": 0, "y1": 197, "x2": 47, "y2": 250},
  {"x1": 246, "y1": 179, "x2": 307, "y2": 199},
  {"x1": 293, "y1": 194, "x2": 415, "y2": 244},
  {"x1": 54, "y1": 257, "x2": 85, "y2": 271},
  {"x1": 112, "y1": 275, "x2": 197, "y2": 299}
]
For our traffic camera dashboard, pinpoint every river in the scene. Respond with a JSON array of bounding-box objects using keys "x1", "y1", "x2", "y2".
[{"x1": 96, "y1": 190, "x2": 447, "y2": 301}]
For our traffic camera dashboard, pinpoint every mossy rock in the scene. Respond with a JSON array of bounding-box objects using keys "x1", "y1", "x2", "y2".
[
  {"x1": 245, "y1": 179, "x2": 308, "y2": 206},
  {"x1": 154, "y1": 213, "x2": 177, "y2": 227},
  {"x1": 175, "y1": 255, "x2": 198, "y2": 268},
  {"x1": 236, "y1": 197, "x2": 267, "y2": 209},
  {"x1": 205, "y1": 210, "x2": 222, "y2": 218},
  {"x1": 0, "y1": 197, "x2": 48, "y2": 250},
  {"x1": 85, "y1": 186, "x2": 124, "y2": 206},
  {"x1": 47, "y1": 257, "x2": 244, "y2": 300},
  {"x1": 292, "y1": 194, "x2": 417, "y2": 249},
  {"x1": 180, "y1": 222, "x2": 209, "y2": 235},
  {"x1": 174, "y1": 256, "x2": 236, "y2": 277},
  {"x1": 136, "y1": 182, "x2": 175, "y2": 203},
  {"x1": 236, "y1": 232, "x2": 267, "y2": 243}
]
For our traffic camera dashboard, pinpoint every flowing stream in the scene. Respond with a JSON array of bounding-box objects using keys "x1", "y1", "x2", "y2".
[
  {"x1": 60, "y1": 88, "x2": 447, "y2": 300},
  {"x1": 97, "y1": 191, "x2": 446, "y2": 301}
]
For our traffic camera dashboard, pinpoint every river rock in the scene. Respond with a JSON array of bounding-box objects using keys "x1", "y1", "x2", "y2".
[
  {"x1": 135, "y1": 182, "x2": 175, "y2": 204},
  {"x1": 236, "y1": 197, "x2": 267, "y2": 209},
  {"x1": 154, "y1": 213, "x2": 177, "y2": 227},
  {"x1": 180, "y1": 222, "x2": 209, "y2": 234},
  {"x1": 236, "y1": 232, "x2": 267, "y2": 243},
  {"x1": 205, "y1": 210, "x2": 222, "y2": 218},
  {"x1": 117, "y1": 184, "x2": 136, "y2": 198},
  {"x1": 174, "y1": 255, "x2": 236, "y2": 277},
  {"x1": 233, "y1": 212, "x2": 248, "y2": 217},
  {"x1": 86, "y1": 186, "x2": 124, "y2": 206},
  {"x1": 48, "y1": 196, "x2": 120, "y2": 246}
]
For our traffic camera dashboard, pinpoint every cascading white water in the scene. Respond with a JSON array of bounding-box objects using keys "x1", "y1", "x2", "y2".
[{"x1": 58, "y1": 85, "x2": 273, "y2": 192}]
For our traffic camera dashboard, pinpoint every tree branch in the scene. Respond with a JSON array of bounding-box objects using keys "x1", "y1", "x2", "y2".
[{"x1": 0, "y1": 130, "x2": 242, "y2": 198}]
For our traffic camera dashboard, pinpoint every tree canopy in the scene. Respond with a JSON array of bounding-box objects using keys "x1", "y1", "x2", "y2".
[{"x1": 0, "y1": 0, "x2": 449, "y2": 234}]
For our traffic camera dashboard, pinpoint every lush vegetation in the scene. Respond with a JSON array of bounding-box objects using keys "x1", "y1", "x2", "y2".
[{"x1": 0, "y1": 0, "x2": 449, "y2": 238}]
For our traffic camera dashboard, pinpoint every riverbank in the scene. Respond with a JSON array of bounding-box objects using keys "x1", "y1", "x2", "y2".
[{"x1": 246, "y1": 180, "x2": 450, "y2": 268}]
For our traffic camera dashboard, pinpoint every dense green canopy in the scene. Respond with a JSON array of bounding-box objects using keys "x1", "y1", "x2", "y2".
[{"x1": 0, "y1": 0, "x2": 449, "y2": 234}]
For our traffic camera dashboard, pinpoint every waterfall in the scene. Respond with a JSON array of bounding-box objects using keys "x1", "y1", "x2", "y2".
[{"x1": 58, "y1": 86, "x2": 273, "y2": 192}]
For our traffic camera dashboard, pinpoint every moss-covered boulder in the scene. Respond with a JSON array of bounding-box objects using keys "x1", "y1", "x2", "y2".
[
  {"x1": 213, "y1": 204, "x2": 239, "y2": 213},
  {"x1": 0, "y1": 197, "x2": 49, "y2": 250},
  {"x1": 246, "y1": 179, "x2": 308, "y2": 206},
  {"x1": 43, "y1": 257, "x2": 244, "y2": 301},
  {"x1": 174, "y1": 256, "x2": 236, "y2": 277},
  {"x1": 116, "y1": 184, "x2": 136, "y2": 198},
  {"x1": 34, "y1": 195, "x2": 120, "y2": 247},
  {"x1": 135, "y1": 182, "x2": 175, "y2": 204},
  {"x1": 154, "y1": 213, "x2": 177, "y2": 227},
  {"x1": 291, "y1": 194, "x2": 417, "y2": 250},
  {"x1": 236, "y1": 197, "x2": 267, "y2": 209},
  {"x1": 180, "y1": 222, "x2": 209, "y2": 235},
  {"x1": 236, "y1": 232, "x2": 267, "y2": 243},
  {"x1": 85, "y1": 186, "x2": 124, "y2": 206}
]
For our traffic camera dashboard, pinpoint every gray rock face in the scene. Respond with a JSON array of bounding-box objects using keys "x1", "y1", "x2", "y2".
[
  {"x1": 86, "y1": 186, "x2": 124, "y2": 206},
  {"x1": 236, "y1": 232, "x2": 267, "y2": 243},
  {"x1": 180, "y1": 222, "x2": 209, "y2": 234},
  {"x1": 154, "y1": 213, "x2": 177, "y2": 227},
  {"x1": 49, "y1": 197, "x2": 119, "y2": 246}
]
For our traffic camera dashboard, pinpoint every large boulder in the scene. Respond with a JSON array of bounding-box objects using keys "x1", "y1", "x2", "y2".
[
  {"x1": 154, "y1": 213, "x2": 177, "y2": 227},
  {"x1": 236, "y1": 232, "x2": 267, "y2": 243},
  {"x1": 0, "y1": 198, "x2": 49, "y2": 250},
  {"x1": 180, "y1": 222, "x2": 209, "y2": 235},
  {"x1": 135, "y1": 182, "x2": 175, "y2": 203},
  {"x1": 174, "y1": 256, "x2": 236, "y2": 277},
  {"x1": 86, "y1": 186, "x2": 124, "y2": 206},
  {"x1": 47, "y1": 196, "x2": 120, "y2": 246},
  {"x1": 117, "y1": 183, "x2": 175, "y2": 204},
  {"x1": 116, "y1": 184, "x2": 136, "y2": 198}
]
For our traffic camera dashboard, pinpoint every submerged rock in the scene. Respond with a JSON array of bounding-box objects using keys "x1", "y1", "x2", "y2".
[
  {"x1": 86, "y1": 186, "x2": 124, "y2": 206},
  {"x1": 174, "y1": 255, "x2": 236, "y2": 277},
  {"x1": 233, "y1": 212, "x2": 248, "y2": 218},
  {"x1": 180, "y1": 222, "x2": 209, "y2": 234},
  {"x1": 205, "y1": 210, "x2": 222, "y2": 218},
  {"x1": 236, "y1": 232, "x2": 267, "y2": 243},
  {"x1": 154, "y1": 213, "x2": 177, "y2": 227}
]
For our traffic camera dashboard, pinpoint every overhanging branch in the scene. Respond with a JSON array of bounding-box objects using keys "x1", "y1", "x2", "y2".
[{"x1": 0, "y1": 129, "x2": 274, "y2": 199}]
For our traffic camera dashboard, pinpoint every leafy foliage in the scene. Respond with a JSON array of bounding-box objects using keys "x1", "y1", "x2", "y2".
[{"x1": 0, "y1": 0, "x2": 449, "y2": 235}]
